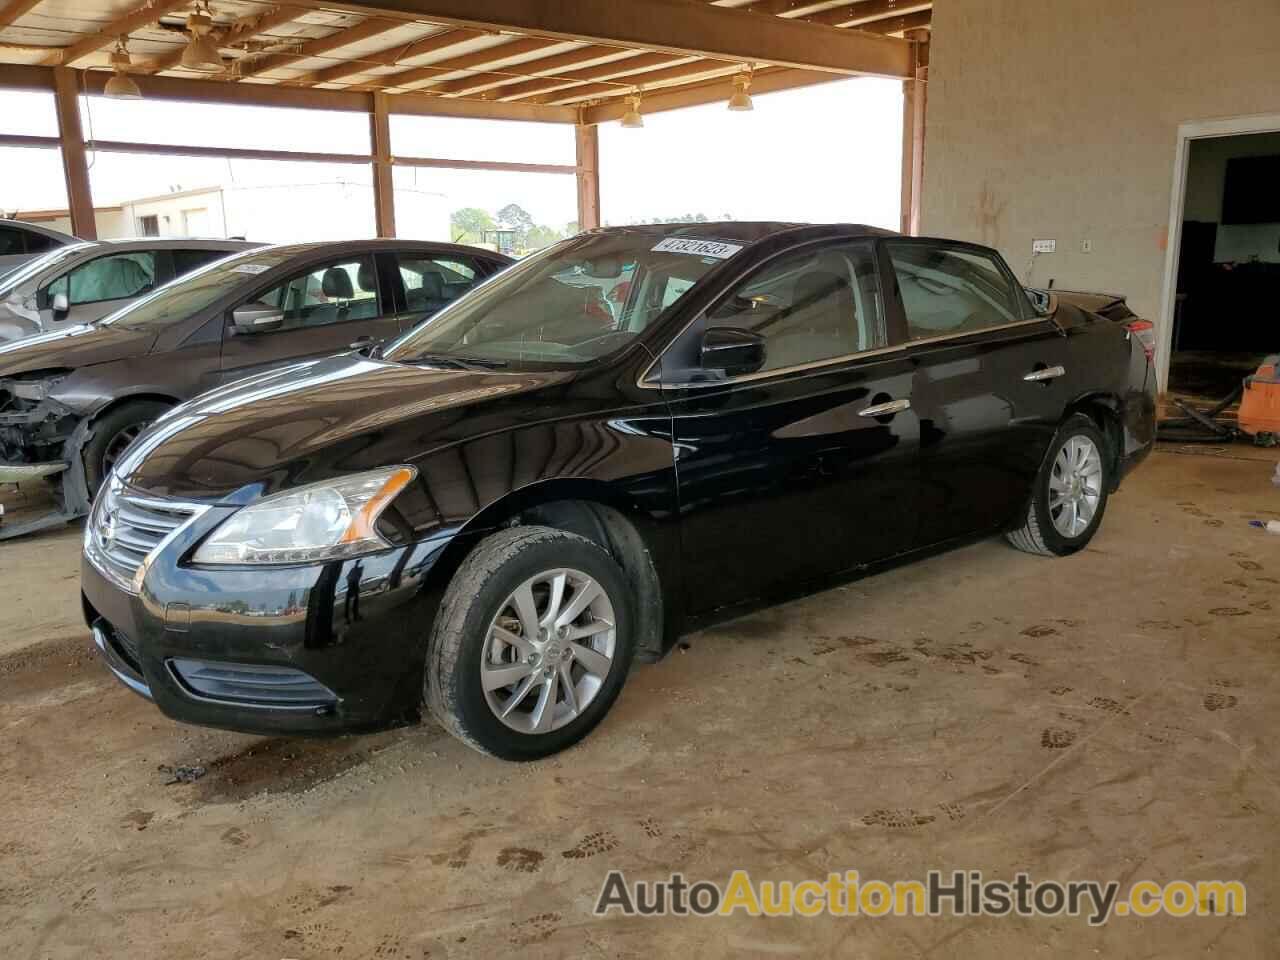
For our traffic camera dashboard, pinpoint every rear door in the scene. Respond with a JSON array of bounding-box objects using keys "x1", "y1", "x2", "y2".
[
  {"x1": 881, "y1": 239, "x2": 1080, "y2": 546},
  {"x1": 660, "y1": 238, "x2": 921, "y2": 614},
  {"x1": 217, "y1": 253, "x2": 399, "y2": 384},
  {"x1": 388, "y1": 250, "x2": 491, "y2": 331}
]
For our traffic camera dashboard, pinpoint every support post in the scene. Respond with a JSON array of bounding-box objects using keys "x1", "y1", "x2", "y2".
[
  {"x1": 370, "y1": 91, "x2": 396, "y2": 238},
  {"x1": 52, "y1": 67, "x2": 96, "y2": 239},
  {"x1": 575, "y1": 123, "x2": 600, "y2": 231},
  {"x1": 899, "y1": 30, "x2": 928, "y2": 236}
]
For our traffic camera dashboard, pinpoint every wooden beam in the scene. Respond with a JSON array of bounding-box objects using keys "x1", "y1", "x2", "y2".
[
  {"x1": 549, "y1": 60, "x2": 739, "y2": 105},
  {"x1": 0, "y1": 63, "x2": 54, "y2": 90},
  {"x1": 0, "y1": 0, "x2": 43, "y2": 30},
  {"x1": 393, "y1": 155, "x2": 576, "y2": 174},
  {"x1": 85, "y1": 138, "x2": 371, "y2": 164},
  {"x1": 237, "y1": 17, "x2": 402, "y2": 79},
  {"x1": 0, "y1": 132, "x2": 60, "y2": 149},
  {"x1": 51, "y1": 67, "x2": 96, "y2": 239},
  {"x1": 327, "y1": 0, "x2": 913, "y2": 78},
  {"x1": 582, "y1": 65, "x2": 838, "y2": 123},
  {"x1": 487, "y1": 52, "x2": 681, "y2": 102},
  {"x1": 140, "y1": 5, "x2": 307, "y2": 75},
  {"x1": 806, "y1": 1, "x2": 931, "y2": 28},
  {"x1": 371, "y1": 91, "x2": 396, "y2": 236},
  {"x1": 369, "y1": 36, "x2": 564, "y2": 91},
  {"x1": 430, "y1": 44, "x2": 630, "y2": 98},
  {"x1": 575, "y1": 124, "x2": 600, "y2": 230},
  {"x1": 867, "y1": 11, "x2": 932, "y2": 35},
  {"x1": 55, "y1": 0, "x2": 193, "y2": 67},
  {"x1": 901, "y1": 29, "x2": 928, "y2": 234},
  {"x1": 294, "y1": 26, "x2": 477, "y2": 86}
]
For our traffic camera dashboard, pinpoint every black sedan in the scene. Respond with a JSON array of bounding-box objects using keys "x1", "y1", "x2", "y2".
[
  {"x1": 82, "y1": 222, "x2": 1157, "y2": 760},
  {"x1": 0, "y1": 240, "x2": 511, "y2": 537}
]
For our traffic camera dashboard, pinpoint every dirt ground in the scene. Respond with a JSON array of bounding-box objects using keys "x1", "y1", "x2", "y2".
[{"x1": 2, "y1": 445, "x2": 1279, "y2": 958}]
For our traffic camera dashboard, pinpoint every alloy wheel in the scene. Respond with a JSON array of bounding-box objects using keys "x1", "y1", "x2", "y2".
[
  {"x1": 102, "y1": 421, "x2": 152, "y2": 479},
  {"x1": 1048, "y1": 435, "x2": 1102, "y2": 538},
  {"x1": 481, "y1": 567, "x2": 617, "y2": 734}
]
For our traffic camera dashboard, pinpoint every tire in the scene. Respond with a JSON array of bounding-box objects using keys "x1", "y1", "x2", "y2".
[
  {"x1": 425, "y1": 525, "x2": 635, "y2": 760},
  {"x1": 83, "y1": 400, "x2": 171, "y2": 495},
  {"x1": 1006, "y1": 414, "x2": 1111, "y2": 557}
]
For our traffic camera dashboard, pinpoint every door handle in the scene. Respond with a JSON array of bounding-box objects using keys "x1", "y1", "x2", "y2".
[
  {"x1": 1023, "y1": 365, "x2": 1066, "y2": 382},
  {"x1": 858, "y1": 398, "x2": 911, "y2": 418}
]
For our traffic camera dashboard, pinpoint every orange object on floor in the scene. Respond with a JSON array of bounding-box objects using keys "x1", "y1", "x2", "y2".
[{"x1": 1238, "y1": 356, "x2": 1280, "y2": 436}]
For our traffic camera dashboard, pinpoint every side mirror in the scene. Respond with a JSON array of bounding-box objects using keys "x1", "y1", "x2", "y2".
[
  {"x1": 349, "y1": 336, "x2": 383, "y2": 358},
  {"x1": 231, "y1": 302, "x2": 284, "y2": 335},
  {"x1": 700, "y1": 326, "x2": 766, "y2": 376},
  {"x1": 51, "y1": 292, "x2": 69, "y2": 316}
]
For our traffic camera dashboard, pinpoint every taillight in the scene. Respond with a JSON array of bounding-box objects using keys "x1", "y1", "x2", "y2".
[{"x1": 1126, "y1": 320, "x2": 1156, "y2": 362}]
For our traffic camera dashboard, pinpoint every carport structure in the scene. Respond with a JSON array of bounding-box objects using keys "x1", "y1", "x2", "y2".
[{"x1": 0, "y1": 0, "x2": 930, "y2": 240}]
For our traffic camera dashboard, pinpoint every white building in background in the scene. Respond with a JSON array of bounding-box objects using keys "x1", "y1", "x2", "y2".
[{"x1": 11, "y1": 180, "x2": 450, "y2": 245}]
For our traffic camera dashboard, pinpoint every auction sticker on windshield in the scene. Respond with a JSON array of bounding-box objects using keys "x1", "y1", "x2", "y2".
[
  {"x1": 651, "y1": 238, "x2": 744, "y2": 259},
  {"x1": 230, "y1": 263, "x2": 272, "y2": 276}
]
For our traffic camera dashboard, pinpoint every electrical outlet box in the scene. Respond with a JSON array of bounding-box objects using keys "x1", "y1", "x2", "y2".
[
  {"x1": 1032, "y1": 239, "x2": 1057, "y2": 254},
  {"x1": 1081, "y1": 239, "x2": 1093, "y2": 253}
]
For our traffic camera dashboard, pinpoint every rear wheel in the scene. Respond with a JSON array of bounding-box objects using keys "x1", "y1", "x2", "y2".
[
  {"x1": 425, "y1": 526, "x2": 634, "y2": 760},
  {"x1": 1007, "y1": 414, "x2": 1110, "y2": 557},
  {"x1": 83, "y1": 400, "x2": 170, "y2": 495}
]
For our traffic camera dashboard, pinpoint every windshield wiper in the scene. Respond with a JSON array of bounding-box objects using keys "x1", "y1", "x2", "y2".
[{"x1": 404, "y1": 353, "x2": 508, "y2": 370}]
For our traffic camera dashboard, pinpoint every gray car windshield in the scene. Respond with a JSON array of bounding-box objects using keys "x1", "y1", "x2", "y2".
[
  {"x1": 0, "y1": 242, "x2": 95, "y2": 296},
  {"x1": 99, "y1": 250, "x2": 291, "y2": 331},
  {"x1": 383, "y1": 232, "x2": 741, "y2": 368}
]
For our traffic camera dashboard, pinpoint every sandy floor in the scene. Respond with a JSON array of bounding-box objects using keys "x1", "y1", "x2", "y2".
[{"x1": 2, "y1": 446, "x2": 1279, "y2": 958}]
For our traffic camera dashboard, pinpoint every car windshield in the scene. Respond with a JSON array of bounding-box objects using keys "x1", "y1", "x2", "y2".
[
  {"x1": 383, "y1": 231, "x2": 743, "y2": 369},
  {"x1": 99, "y1": 249, "x2": 290, "y2": 331},
  {"x1": 0, "y1": 242, "x2": 95, "y2": 296}
]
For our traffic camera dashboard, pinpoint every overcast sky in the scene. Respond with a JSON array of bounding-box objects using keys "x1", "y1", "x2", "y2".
[{"x1": 0, "y1": 76, "x2": 901, "y2": 233}]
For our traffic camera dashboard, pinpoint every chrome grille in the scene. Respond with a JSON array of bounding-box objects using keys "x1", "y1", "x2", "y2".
[{"x1": 85, "y1": 480, "x2": 203, "y2": 594}]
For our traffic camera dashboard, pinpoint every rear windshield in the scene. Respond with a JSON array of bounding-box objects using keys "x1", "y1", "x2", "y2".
[
  {"x1": 99, "y1": 249, "x2": 291, "y2": 331},
  {"x1": 383, "y1": 232, "x2": 742, "y2": 369}
]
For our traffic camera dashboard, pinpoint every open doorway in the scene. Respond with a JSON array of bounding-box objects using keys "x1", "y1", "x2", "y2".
[{"x1": 1161, "y1": 119, "x2": 1280, "y2": 403}]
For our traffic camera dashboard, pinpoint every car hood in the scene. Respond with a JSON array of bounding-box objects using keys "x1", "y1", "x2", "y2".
[
  {"x1": 0, "y1": 323, "x2": 155, "y2": 377},
  {"x1": 120, "y1": 353, "x2": 572, "y2": 500}
]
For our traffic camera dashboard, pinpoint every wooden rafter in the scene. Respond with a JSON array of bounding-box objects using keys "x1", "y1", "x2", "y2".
[
  {"x1": 486, "y1": 51, "x2": 683, "y2": 102},
  {"x1": 139, "y1": 5, "x2": 306, "y2": 75},
  {"x1": 327, "y1": 0, "x2": 913, "y2": 78},
  {"x1": 293, "y1": 26, "x2": 478, "y2": 86},
  {"x1": 53, "y1": 0, "x2": 192, "y2": 67},
  {"x1": 0, "y1": 0, "x2": 42, "y2": 31},
  {"x1": 235, "y1": 17, "x2": 401, "y2": 80},
  {"x1": 548, "y1": 59, "x2": 740, "y2": 105},
  {"x1": 582, "y1": 64, "x2": 836, "y2": 123},
  {"x1": 429, "y1": 44, "x2": 631, "y2": 98},
  {"x1": 863, "y1": 10, "x2": 931, "y2": 35},
  {"x1": 805, "y1": 1, "x2": 932, "y2": 28},
  {"x1": 360, "y1": 36, "x2": 565, "y2": 92}
]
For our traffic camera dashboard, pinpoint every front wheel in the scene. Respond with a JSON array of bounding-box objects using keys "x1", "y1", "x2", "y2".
[
  {"x1": 1007, "y1": 414, "x2": 1110, "y2": 557},
  {"x1": 425, "y1": 526, "x2": 635, "y2": 760},
  {"x1": 83, "y1": 400, "x2": 171, "y2": 495}
]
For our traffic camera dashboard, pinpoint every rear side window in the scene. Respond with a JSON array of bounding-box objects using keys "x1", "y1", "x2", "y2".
[
  {"x1": 24, "y1": 231, "x2": 61, "y2": 254},
  {"x1": 0, "y1": 227, "x2": 24, "y2": 255},
  {"x1": 396, "y1": 253, "x2": 482, "y2": 315},
  {"x1": 47, "y1": 251, "x2": 157, "y2": 305},
  {"x1": 172, "y1": 248, "x2": 230, "y2": 277},
  {"x1": 885, "y1": 242, "x2": 1026, "y2": 340}
]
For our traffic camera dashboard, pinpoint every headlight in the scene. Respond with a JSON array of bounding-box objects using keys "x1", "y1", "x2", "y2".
[{"x1": 192, "y1": 466, "x2": 416, "y2": 565}]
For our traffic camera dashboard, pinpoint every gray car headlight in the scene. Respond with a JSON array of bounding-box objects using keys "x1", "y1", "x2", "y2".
[{"x1": 193, "y1": 466, "x2": 416, "y2": 565}]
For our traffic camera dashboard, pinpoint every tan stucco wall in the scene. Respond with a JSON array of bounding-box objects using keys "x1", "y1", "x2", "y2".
[{"x1": 920, "y1": 0, "x2": 1280, "y2": 324}]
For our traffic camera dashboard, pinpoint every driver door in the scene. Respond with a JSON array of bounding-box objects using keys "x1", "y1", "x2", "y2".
[
  {"x1": 40, "y1": 250, "x2": 160, "y2": 327},
  {"x1": 218, "y1": 254, "x2": 399, "y2": 385}
]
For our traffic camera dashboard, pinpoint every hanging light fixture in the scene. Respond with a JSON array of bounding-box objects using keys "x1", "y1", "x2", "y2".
[
  {"x1": 620, "y1": 92, "x2": 644, "y2": 129},
  {"x1": 180, "y1": 3, "x2": 223, "y2": 73},
  {"x1": 104, "y1": 38, "x2": 142, "y2": 99},
  {"x1": 728, "y1": 71, "x2": 754, "y2": 112}
]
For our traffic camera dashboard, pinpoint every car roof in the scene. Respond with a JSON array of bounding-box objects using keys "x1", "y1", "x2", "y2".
[
  {"x1": 90, "y1": 237, "x2": 260, "y2": 249},
  {"x1": 243, "y1": 238, "x2": 514, "y2": 260},
  {"x1": 582, "y1": 221, "x2": 899, "y2": 245},
  {"x1": 0, "y1": 218, "x2": 79, "y2": 242}
]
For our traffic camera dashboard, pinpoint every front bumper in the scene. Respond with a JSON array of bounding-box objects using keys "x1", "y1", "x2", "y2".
[
  {"x1": 0, "y1": 460, "x2": 66, "y2": 484},
  {"x1": 83, "y1": 506, "x2": 457, "y2": 736}
]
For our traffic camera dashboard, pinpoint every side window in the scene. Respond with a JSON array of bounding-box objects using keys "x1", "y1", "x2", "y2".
[
  {"x1": 48, "y1": 251, "x2": 157, "y2": 306},
  {"x1": 24, "y1": 232, "x2": 60, "y2": 254},
  {"x1": 0, "y1": 227, "x2": 25, "y2": 255},
  {"x1": 396, "y1": 254, "x2": 481, "y2": 314},
  {"x1": 172, "y1": 248, "x2": 229, "y2": 277},
  {"x1": 253, "y1": 257, "x2": 379, "y2": 330},
  {"x1": 885, "y1": 242, "x2": 1026, "y2": 339},
  {"x1": 706, "y1": 242, "x2": 884, "y2": 372}
]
